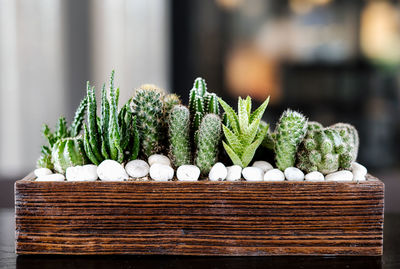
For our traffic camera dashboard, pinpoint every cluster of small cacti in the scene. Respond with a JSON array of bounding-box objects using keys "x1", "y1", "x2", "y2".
[{"x1": 36, "y1": 71, "x2": 362, "y2": 181}]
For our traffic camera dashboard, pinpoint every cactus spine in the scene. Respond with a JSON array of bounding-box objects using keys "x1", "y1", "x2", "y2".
[
  {"x1": 130, "y1": 84, "x2": 164, "y2": 158},
  {"x1": 273, "y1": 110, "x2": 308, "y2": 170},
  {"x1": 52, "y1": 136, "x2": 87, "y2": 173},
  {"x1": 168, "y1": 105, "x2": 192, "y2": 167},
  {"x1": 195, "y1": 114, "x2": 222, "y2": 174}
]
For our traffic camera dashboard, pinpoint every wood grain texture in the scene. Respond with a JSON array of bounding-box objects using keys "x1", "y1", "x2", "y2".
[{"x1": 15, "y1": 174, "x2": 384, "y2": 256}]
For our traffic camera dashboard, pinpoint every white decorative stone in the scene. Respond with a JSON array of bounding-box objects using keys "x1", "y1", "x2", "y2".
[
  {"x1": 226, "y1": 165, "x2": 242, "y2": 181},
  {"x1": 325, "y1": 170, "x2": 353, "y2": 182},
  {"x1": 242, "y1": 167, "x2": 264, "y2": 182},
  {"x1": 252, "y1": 161, "x2": 273, "y2": 172},
  {"x1": 149, "y1": 163, "x2": 174, "y2": 181},
  {"x1": 148, "y1": 154, "x2": 171, "y2": 167},
  {"x1": 34, "y1": 168, "x2": 52, "y2": 178},
  {"x1": 351, "y1": 162, "x2": 367, "y2": 182},
  {"x1": 125, "y1": 160, "x2": 150, "y2": 178},
  {"x1": 36, "y1": 173, "x2": 65, "y2": 182},
  {"x1": 177, "y1": 165, "x2": 200, "y2": 181},
  {"x1": 208, "y1": 162, "x2": 227, "y2": 181},
  {"x1": 305, "y1": 171, "x2": 325, "y2": 182},
  {"x1": 263, "y1": 169, "x2": 285, "y2": 181},
  {"x1": 66, "y1": 164, "x2": 98, "y2": 181},
  {"x1": 284, "y1": 167, "x2": 304, "y2": 181},
  {"x1": 97, "y1": 160, "x2": 128, "y2": 181}
]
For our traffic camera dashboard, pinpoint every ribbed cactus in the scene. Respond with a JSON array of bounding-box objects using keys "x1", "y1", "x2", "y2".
[
  {"x1": 330, "y1": 122, "x2": 359, "y2": 161},
  {"x1": 168, "y1": 105, "x2": 192, "y2": 167},
  {"x1": 296, "y1": 122, "x2": 357, "y2": 174},
  {"x1": 130, "y1": 84, "x2": 164, "y2": 158},
  {"x1": 273, "y1": 110, "x2": 308, "y2": 170},
  {"x1": 218, "y1": 96, "x2": 270, "y2": 168},
  {"x1": 51, "y1": 136, "x2": 87, "y2": 173},
  {"x1": 83, "y1": 71, "x2": 140, "y2": 164},
  {"x1": 195, "y1": 114, "x2": 222, "y2": 174}
]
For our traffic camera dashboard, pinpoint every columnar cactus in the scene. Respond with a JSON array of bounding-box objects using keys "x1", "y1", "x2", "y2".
[
  {"x1": 130, "y1": 84, "x2": 164, "y2": 158},
  {"x1": 274, "y1": 110, "x2": 308, "y2": 170},
  {"x1": 52, "y1": 136, "x2": 87, "y2": 173},
  {"x1": 168, "y1": 105, "x2": 192, "y2": 167},
  {"x1": 296, "y1": 122, "x2": 357, "y2": 174},
  {"x1": 195, "y1": 114, "x2": 222, "y2": 174}
]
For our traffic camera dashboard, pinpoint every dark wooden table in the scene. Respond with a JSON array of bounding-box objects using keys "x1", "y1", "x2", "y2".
[{"x1": 1, "y1": 208, "x2": 399, "y2": 268}]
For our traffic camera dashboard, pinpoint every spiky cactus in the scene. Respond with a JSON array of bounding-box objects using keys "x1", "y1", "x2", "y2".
[
  {"x1": 330, "y1": 123, "x2": 359, "y2": 161},
  {"x1": 130, "y1": 84, "x2": 164, "y2": 158},
  {"x1": 273, "y1": 110, "x2": 308, "y2": 170},
  {"x1": 296, "y1": 123, "x2": 357, "y2": 174},
  {"x1": 168, "y1": 105, "x2": 192, "y2": 167},
  {"x1": 163, "y1": 94, "x2": 181, "y2": 118},
  {"x1": 195, "y1": 114, "x2": 222, "y2": 174},
  {"x1": 218, "y1": 96, "x2": 270, "y2": 168},
  {"x1": 52, "y1": 136, "x2": 87, "y2": 173}
]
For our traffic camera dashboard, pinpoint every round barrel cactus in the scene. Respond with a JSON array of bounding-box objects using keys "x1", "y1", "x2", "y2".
[{"x1": 51, "y1": 136, "x2": 87, "y2": 173}]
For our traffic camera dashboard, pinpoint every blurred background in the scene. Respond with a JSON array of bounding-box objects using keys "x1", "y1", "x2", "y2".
[{"x1": 0, "y1": 0, "x2": 399, "y2": 211}]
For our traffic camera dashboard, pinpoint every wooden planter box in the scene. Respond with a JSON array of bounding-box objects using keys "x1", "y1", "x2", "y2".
[{"x1": 15, "y1": 173, "x2": 384, "y2": 256}]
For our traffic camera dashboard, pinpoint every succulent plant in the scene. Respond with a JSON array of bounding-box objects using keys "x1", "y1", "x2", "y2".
[
  {"x1": 52, "y1": 136, "x2": 87, "y2": 173},
  {"x1": 296, "y1": 122, "x2": 358, "y2": 174},
  {"x1": 168, "y1": 105, "x2": 192, "y2": 167},
  {"x1": 330, "y1": 122, "x2": 359, "y2": 161},
  {"x1": 218, "y1": 96, "x2": 270, "y2": 168},
  {"x1": 195, "y1": 113, "x2": 222, "y2": 174},
  {"x1": 130, "y1": 84, "x2": 164, "y2": 158},
  {"x1": 273, "y1": 110, "x2": 308, "y2": 171},
  {"x1": 83, "y1": 71, "x2": 140, "y2": 164},
  {"x1": 163, "y1": 93, "x2": 181, "y2": 118}
]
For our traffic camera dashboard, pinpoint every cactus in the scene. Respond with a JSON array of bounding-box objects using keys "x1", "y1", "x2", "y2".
[
  {"x1": 195, "y1": 114, "x2": 222, "y2": 174},
  {"x1": 273, "y1": 110, "x2": 308, "y2": 170},
  {"x1": 296, "y1": 122, "x2": 358, "y2": 174},
  {"x1": 168, "y1": 105, "x2": 192, "y2": 167},
  {"x1": 218, "y1": 96, "x2": 270, "y2": 168},
  {"x1": 163, "y1": 93, "x2": 181, "y2": 118},
  {"x1": 330, "y1": 122, "x2": 359, "y2": 161},
  {"x1": 51, "y1": 136, "x2": 87, "y2": 173},
  {"x1": 130, "y1": 84, "x2": 164, "y2": 158}
]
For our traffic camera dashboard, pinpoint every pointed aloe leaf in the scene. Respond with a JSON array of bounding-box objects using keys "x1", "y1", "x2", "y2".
[
  {"x1": 250, "y1": 96, "x2": 270, "y2": 123},
  {"x1": 222, "y1": 124, "x2": 242, "y2": 155},
  {"x1": 223, "y1": 141, "x2": 243, "y2": 167},
  {"x1": 245, "y1": 96, "x2": 251, "y2": 117},
  {"x1": 218, "y1": 98, "x2": 239, "y2": 134},
  {"x1": 238, "y1": 97, "x2": 249, "y2": 133},
  {"x1": 129, "y1": 116, "x2": 140, "y2": 160},
  {"x1": 70, "y1": 97, "x2": 88, "y2": 137},
  {"x1": 241, "y1": 118, "x2": 260, "y2": 148}
]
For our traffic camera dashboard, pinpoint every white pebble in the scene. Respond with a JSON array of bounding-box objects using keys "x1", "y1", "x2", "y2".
[
  {"x1": 149, "y1": 163, "x2": 174, "y2": 181},
  {"x1": 252, "y1": 161, "x2": 273, "y2": 172},
  {"x1": 226, "y1": 165, "x2": 242, "y2": 181},
  {"x1": 284, "y1": 167, "x2": 304, "y2": 181},
  {"x1": 305, "y1": 171, "x2": 325, "y2": 182},
  {"x1": 66, "y1": 164, "x2": 98, "y2": 181},
  {"x1": 351, "y1": 162, "x2": 367, "y2": 182},
  {"x1": 34, "y1": 168, "x2": 53, "y2": 178},
  {"x1": 208, "y1": 162, "x2": 227, "y2": 181},
  {"x1": 148, "y1": 154, "x2": 171, "y2": 167},
  {"x1": 242, "y1": 167, "x2": 264, "y2": 182},
  {"x1": 36, "y1": 173, "x2": 65, "y2": 182},
  {"x1": 325, "y1": 170, "x2": 353, "y2": 182},
  {"x1": 97, "y1": 160, "x2": 128, "y2": 181},
  {"x1": 177, "y1": 165, "x2": 200, "y2": 181},
  {"x1": 264, "y1": 169, "x2": 285, "y2": 181},
  {"x1": 125, "y1": 160, "x2": 149, "y2": 178}
]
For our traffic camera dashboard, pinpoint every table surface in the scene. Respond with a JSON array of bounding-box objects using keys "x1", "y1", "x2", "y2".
[{"x1": 0, "y1": 209, "x2": 399, "y2": 269}]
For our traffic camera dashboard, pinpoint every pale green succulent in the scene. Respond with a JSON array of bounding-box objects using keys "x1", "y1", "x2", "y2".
[{"x1": 218, "y1": 96, "x2": 270, "y2": 168}]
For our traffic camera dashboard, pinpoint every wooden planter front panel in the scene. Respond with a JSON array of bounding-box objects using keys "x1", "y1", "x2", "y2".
[{"x1": 15, "y1": 175, "x2": 384, "y2": 256}]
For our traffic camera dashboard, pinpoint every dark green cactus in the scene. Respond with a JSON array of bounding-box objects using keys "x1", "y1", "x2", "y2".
[
  {"x1": 130, "y1": 84, "x2": 164, "y2": 158},
  {"x1": 168, "y1": 105, "x2": 192, "y2": 167},
  {"x1": 51, "y1": 136, "x2": 87, "y2": 173},
  {"x1": 296, "y1": 122, "x2": 357, "y2": 174},
  {"x1": 274, "y1": 110, "x2": 308, "y2": 170},
  {"x1": 195, "y1": 114, "x2": 222, "y2": 175}
]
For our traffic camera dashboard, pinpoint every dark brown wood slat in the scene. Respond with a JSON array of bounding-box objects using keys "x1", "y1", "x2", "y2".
[{"x1": 15, "y1": 174, "x2": 384, "y2": 256}]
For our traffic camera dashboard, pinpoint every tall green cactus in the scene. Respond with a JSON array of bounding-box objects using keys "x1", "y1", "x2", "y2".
[
  {"x1": 273, "y1": 110, "x2": 308, "y2": 170},
  {"x1": 218, "y1": 96, "x2": 270, "y2": 168},
  {"x1": 195, "y1": 114, "x2": 222, "y2": 174},
  {"x1": 52, "y1": 136, "x2": 87, "y2": 173},
  {"x1": 168, "y1": 105, "x2": 192, "y2": 167},
  {"x1": 130, "y1": 84, "x2": 164, "y2": 158}
]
